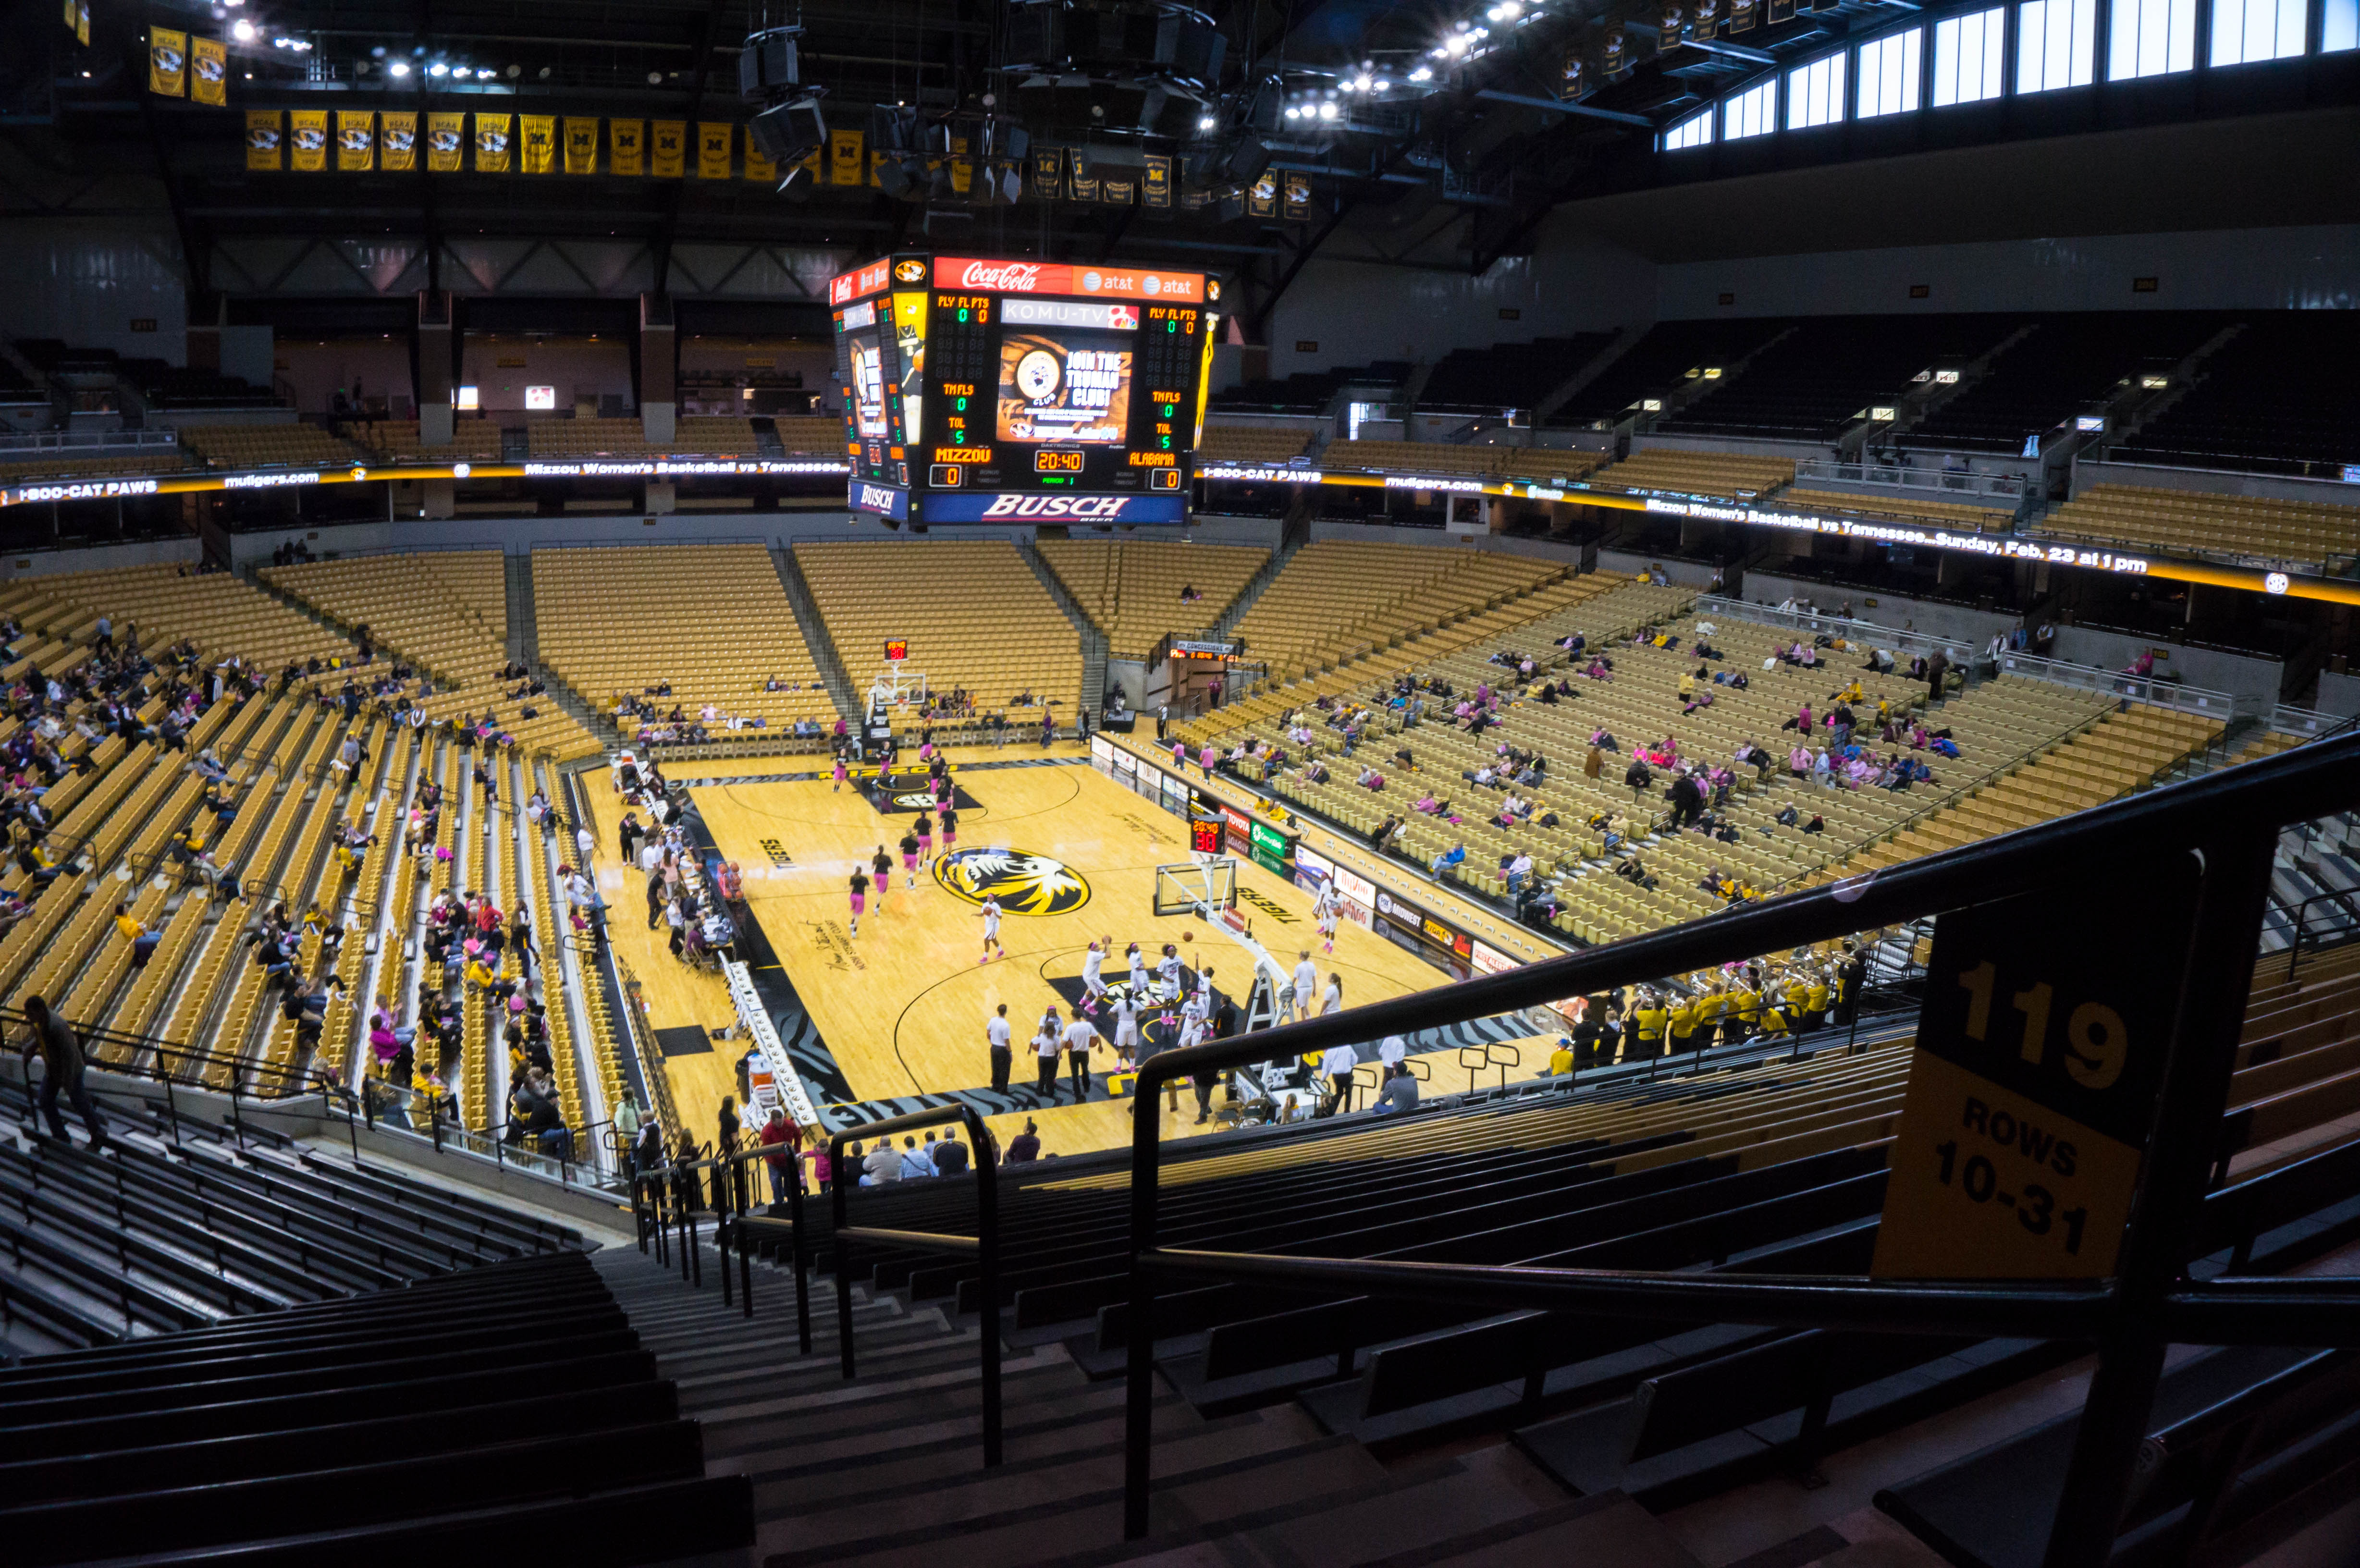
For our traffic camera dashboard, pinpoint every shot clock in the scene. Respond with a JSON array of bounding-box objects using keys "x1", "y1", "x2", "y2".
[{"x1": 828, "y1": 254, "x2": 1216, "y2": 526}]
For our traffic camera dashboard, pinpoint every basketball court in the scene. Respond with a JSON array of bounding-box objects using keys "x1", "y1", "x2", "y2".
[{"x1": 577, "y1": 741, "x2": 1490, "y2": 1160}]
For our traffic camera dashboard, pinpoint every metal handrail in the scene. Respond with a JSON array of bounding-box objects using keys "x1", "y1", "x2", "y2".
[
  {"x1": 1115, "y1": 729, "x2": 2360, "y2": 1552},
  {"x1": 1993, "y1": 649, "x2": 2240, "y2": 722},
  {"x1": 2281, "y1": 885, "x2": 2360, "y2": 982}
]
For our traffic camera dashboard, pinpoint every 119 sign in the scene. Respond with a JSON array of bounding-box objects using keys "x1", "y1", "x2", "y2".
[{"x1": 1871, "y1": 859, "x2": 2197, "y2": 1280}]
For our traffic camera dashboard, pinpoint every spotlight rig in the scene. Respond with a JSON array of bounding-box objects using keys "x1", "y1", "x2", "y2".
[
  {"x1": 869, "y1": 106, "x2": 1031, "y2": 207},
  {"x1": 739, "y1": 19, "x2": 827, "y2": 195}
]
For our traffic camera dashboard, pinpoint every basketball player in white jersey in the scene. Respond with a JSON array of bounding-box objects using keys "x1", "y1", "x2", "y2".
[
  {"x1": 1110, "y1": 992, "x2": 1143, "y2": 1067},
  {"x1": 1080, "y1": 938, "x2": 1107, "y2": 1017},
  {"x1": 1314, "y1": 882, "x2": 1340, "y2": 955},
  {"x1": 1126, "y1": 942, "x2": 1148, "y2": 998},
  {"x1": 978, "y1": 894, "x2": 1004, "y2": 964},
  {"x1": 1288, "y1": 951, "x2": 1319, "y2": 1025},
  {"x1": 1155, "y1": 943, "x2": 1184, "y2": 1025}
]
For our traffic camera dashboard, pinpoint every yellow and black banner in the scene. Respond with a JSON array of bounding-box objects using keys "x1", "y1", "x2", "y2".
[
  {"x1": 1068, "y1": 150, "x2": 1097, "y2": 202},
  {"x1": 61, "y1": 0, "x2": 74, "y2": 33},
  {"x1": 148, "y1": 27, "x2": 187, "y2": 97},
  {"x1": 745, "y1": 139, "x2": 777, "y2": 184},
  {"x1": 697, "y1": 122, "x2": 733, "y2": 179},
  {"x1": 1662, "y1": 3, "x2": 1684, "y2": 40},
  {"x1": 1604, "y1": 24, "x2": 1626, "y2": 66},
  {"x1": 828, "y1": 128, "x2": 864, "y2": 185},
  {"x1": 519, "y1": 115, "x2": 556, "y2": 174},
  {"x1": 1099, "y1": 170, "x2": 1133, "y2": 206},
  {"x1": 291, "y1": 108, "x2": 329, "y2": 171},
  {"x1": 1283, "y1": 171, "x2": 1311, "y2": 220},
  {"x1": 609, "y1": 119, "x2": 645, "y2": 176},
  {"x1": 1247, "y1": 170, "x2": 1278, "y2": 218},
  {"x1": 1031, "y1": 145, "x2": 1063, "y2": 200},
  {"x1": 1561, "y1": 49, "x2": 1586, "y2": 96},
  {"x1": 245, "y1": 110, "x2": 283, "y2": 171},
  {"x1": 564, "y1": 118, "x2": 599, "y2": 174},
  {"x1": 337, "y1": 111, "x2": 375, "y2": 172},
  {"x1": 427, "y1": 111, "x2": 466, "y2": 172},
  {"x1": 475, "y1": 113, "x2": 513, "y2": 172},
  {"x1": 74, "y1": 0, "x2": 88, "y2": 43},
  {"x1": 1143, "y1": 154, "x2": 1171, "y2": 209},
  {"x1": 381, "y1": 111, "x2": 418, "y2": 171},
  {"x1": 1731, "y1": 0, "x2": 1757, "y2": 28},
  {"x1": 1767, "y1": 0, "x2": 1795, "y2": 21},
  {"x1": 191, "y1": 37, "x2": 228, "y2": 106},
  {"x1": 651, "y1": 121, "x2": 686, "y2": 178}
]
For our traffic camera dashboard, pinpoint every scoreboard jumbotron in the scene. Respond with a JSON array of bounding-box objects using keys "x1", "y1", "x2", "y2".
[{"x1": 827, "y1": 254, "x2": 1218, "y2": 527}]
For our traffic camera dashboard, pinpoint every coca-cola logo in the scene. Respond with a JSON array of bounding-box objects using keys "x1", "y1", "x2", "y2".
[{"x1": 959, "y1": 261, "x2": 1046, "y2": 292}]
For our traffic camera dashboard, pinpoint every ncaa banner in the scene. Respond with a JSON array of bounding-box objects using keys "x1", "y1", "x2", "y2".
[
  {"x1": 1100, "y1": 171, "x2": 1134, "y2": 206},
  {"x1": 381, "y1": 111, "x2": 418, "y2": 172},
  {"x1": 924, "y1": 492, "x2": 1186, "y2": 524},
  {"x1": 245, "y1": 110, "x2": 284, "y2": 171},
  {"x1": 426, "y1": 111, "x2": 466, "y2": 171},
  {"x1": 1030, "y1": 145, "x2": 1062, "y2": 201},
  {"x1": 74, "y1": 0, "x2": 90, "y2": 45},
  {"x1": 697, "y1": 122, "x2": 733, "y2": 179},
  {"x1": 828, "y1": 128, "x2": 864, "y2": 185},
  {"x1": 608, "y1": 120, "x2": 645, "y2": 175},
  {"x1": 1143, "y1": 155, "x2": 1171, "y2": 210},
  {"x1": 475, "y1": 113, "x2": 513, "y2": 172},
  {"x1": 651, "y1": 121, "x2": 686, "y2": 178},
  {"x1": 337, "y1": 111, "x2": 376, "y2": 172},
  {"x1": 744, "y1": 138, "x2": 777, "y2": 184},
  {"x1": 148, "y1": 28, "x2": 187, "y2": 97},
  {"x1": 290, "y1": 109, "x2": 329, "y2": 171},
  {"x1": 564, "y1": 118, "x2": 599, "y2": 174},
  {"x1": 1282, "y1": 172, "x2": 1311, "y2": 220},
  {"x1": 1247, "y1": 171, "x2": 1278, "y2": 218},
  {"x1": 191, "y1": 37, "x2": 228, "y2": 106},
  {"x1": 520, "y1": 115, "x2": 557, "y2": 173}
]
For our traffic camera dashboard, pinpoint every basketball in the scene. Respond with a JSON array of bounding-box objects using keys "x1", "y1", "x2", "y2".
[{"x1": 1183, "y1": 930, "x2": 1195, "y2": 942}]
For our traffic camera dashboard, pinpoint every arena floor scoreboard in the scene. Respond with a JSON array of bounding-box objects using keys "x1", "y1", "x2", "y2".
[{"x1": 828, "y1": 253, "x2": 1217, "y2": 527}]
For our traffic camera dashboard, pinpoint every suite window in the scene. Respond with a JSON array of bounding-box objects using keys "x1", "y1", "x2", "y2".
[
  {"x1": 1723, "y1": 78, "x2": 1777, "y2": 139},
  {"x1": 2017, "y1": 0, "x2": 2097, "y2": 90},
  {"x1": 2211, "y1": 0, "x2": 2306, "y2": 61},
  {"x1": 2109, "y1": 0, "x2": 2197, "y2": 77},
  {"x1": 1664, "y1": 108, "x2": 1714, "y2": 149},
  {"x1": 2326, "y1": 0, "x2": 2358, "y2": 50},
  {"x1": 1787, "y1": 53, "x2": 1846, "y2": 128},
  {"x1": 1857, "y1": 29, "x2": 1923, "y2": 117},
  {"x1": 1932, "y1": 8, "x2": 2007, "y2": 104}
]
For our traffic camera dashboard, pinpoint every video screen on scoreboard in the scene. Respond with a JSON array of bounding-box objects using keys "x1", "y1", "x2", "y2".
[
  {"x1": 842, "y1": 302, "x2": 893, "y2": 442},
  {"x1": 993, "y1": 300, "x2": 1138, "y2": 447}
]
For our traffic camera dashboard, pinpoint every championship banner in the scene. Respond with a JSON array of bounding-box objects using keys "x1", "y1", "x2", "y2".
[
  {"x1": 697, "y1": 122, "x2": 733, "y2": 179},
  {"x1": 1731, "y1": 0, "x2": 1757, "y2": 28},
  {"x1": 290, "y1": 109, "x2": 329, "y2": 171},
  {"x1": 381, "y1": 111, "x2": 418, "y2": 172},
  {"x1": 1143, "y1": 154, "x2": 1171, "y2": 209},
  {"x1": 475, "y1": 113, "x2": 513, "y2": 172},
  {"x1": 520, "y1": 115, "x2": 556, "y2": 173},
  {"x1": 1870, "y1": 862, "x2": 2198, "y2": 1281},
  {"x1": 191, "y1": 37, "x2": 228, "y2": 106},
  {"x1": 1561, "y1": 50, "x2": 1586, "y2": 96},
  {"x1": 609, "y1": 119, "x2": 645, "y2": 176},
  {"x1": 1099, "y1": 170, "x2": 1134, "y2": 206},
  {"x1": 1247, "y1": 170, "x2": 1278, "y2": 218},
  {"x1": 427, "y1": 111, "x2": 466, "y2": 172},
  {"x1": 74, "y1": 0, "x2": 89, "y2": 44},
  {"x1": 828, "y1": 128, "x2": 864, "y2": 185},
  {"x1": 337, "y1": 111, "x2": 376, "y2": 172},
  {"x1": 149, "y1": 28, "x2": 187, "y2": 97},
  {"x1": 1768, "y1": 0, "x2": 1796, "y2": 20},
  {"x1": 1604, "y1": 25, "x2": 1627, "y2": 67},
  {"x1": 651, "y1": 121, "x2": 686, "y2": 178},
  {"x1": 564, "y1": 118, "x2": 598, "y2": 173},
  {"x1": 245, "y1": 110, "x2": 283, "y2": 171},
  {"x1": 744, "y1": 140, "x2": 777, "y2": 184},
  {"x1": 1282, "y1": 171, "x2": 1311, "y2": 220},
  {"x1": 1031, "y1": 145, "x2": 1063, "y2": 201},
  {"x1": 799, "y1": 145, "x2": 823, "y2": 185},
  {"x1": 1068, "y1": 150, "x2": 1098, "y2": 202}
]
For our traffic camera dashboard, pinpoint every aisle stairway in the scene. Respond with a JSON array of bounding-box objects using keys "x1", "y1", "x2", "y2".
[
  {"x1": 771, "y1": 544, "x2": 860, "y2": 724},
  {"x1": 589, "y1": 1242, "x2": 1704, "y2": 1568}
]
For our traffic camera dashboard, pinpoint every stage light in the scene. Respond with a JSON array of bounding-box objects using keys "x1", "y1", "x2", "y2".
[
  {"x1": 1409, "y1": 65, "x2": 1433, "y2": 80},
  {"x1": 1198, "y1": 113, "x2": 1217, "y2": 130},
  {"x1": 475, "y1": 67, "x2": 494, "y2": 78},
  {"x1": 387, "y1": 60, "x2": 410, "y2": 77},
  {"x1": 1317, "y1": 100, "x2": 1338, "y2": 119},
  {"x1": 232, "y1": 18, "x2": 256, "y2": 40},
  {"x1": 429, "y1": 61, "x2": 448, "y2": 76},
  {"x1": 1374, "y1": 78, "x2": 1389, "y2": 89},
  {"x1": 1444, "y1": 33, "x2": 1472, "y2": 54},
  {"x1": 1355, "y1": 73, "x2": 1371, "y2": 89}
]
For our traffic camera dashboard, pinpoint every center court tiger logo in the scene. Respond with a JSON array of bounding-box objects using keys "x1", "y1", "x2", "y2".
[
  {"x1": 892, "y1": 792, "x2": 940, "y2": 808},
  {"x1": 932, "y1": 847, "x2": 1089, "y2": 916}
]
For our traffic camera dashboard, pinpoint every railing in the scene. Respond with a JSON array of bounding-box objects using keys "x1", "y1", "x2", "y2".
[
  {"x1": 2268, "y1": 704, "x2": 2360, "y2": 744},
  {"x1": 0, "y1": 427, "x2": 183, "y2": 453},
  {"x1": 356, "y1": 1074, "x2": 623, "y2": 1191},
  {"x1": 1991, "y1": 649, "x2": 2240, "y2": 721},
  {"x1": 1117, "y1": 729, "x2": 2360, "y2": 1557},
  {"x1": 1693, "y1": 594, "x2": 1976, "y2": 665},
  {"x1": 1793, "y1": 458, "x2": 2028, "y2": 502},
  {"x1": 2282, "y1": 886, "x2": 2360, "y2": 981}
]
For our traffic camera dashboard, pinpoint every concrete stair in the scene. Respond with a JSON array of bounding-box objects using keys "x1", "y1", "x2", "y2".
[
  {"x1": 770, "y1": 545, "x2": 860, "y2": 724},
  {"x1": 1016, "y1": 539, "x2": 1109, "y2": 721},
  {"x1": 1211, "y1": 532, "x2": 1305, "y2": 642},
  {"x1": 591, "y1": 1241, "x2": 1702, "y2": 1568}
]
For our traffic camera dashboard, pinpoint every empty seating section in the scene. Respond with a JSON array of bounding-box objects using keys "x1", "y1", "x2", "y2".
[
  {"x1": 1779, "y1": 487, "x2": 2014, "y2": 532},
  {"x1": 796, "y1": 540, "x2": 1083, "y2": 715},
  {"x1": 2033, "y1": 483, "x2": 2360, "y2": 571},
  {"x1": 534, "y1": 544, "x2": 835, "y2": 735},
  {"x1": 262, "y1": 551, "x2": 602, "y2": 760},
  {"x1": 1418, "y1": 332, "x2": 1617, "y2": 409},
  {"x1": 1900, "y1": 312, "x2": 2227, "y2": 454},
  {"x1": 1333, "y1": 439, "x2": 1607, "y2": 484},
  {"x1": 180, "y1": 423, "x2": 366, "y2": 470},
  {"x1": 1659, "y1": 315, "x2": 2020, "y2": 441},
  {"x1": 117, "y1": 359, "x2": 283, "y2": 412},
  {"x1": 773, "y1": 414, "x2": 847, "y2": 453},
  {"x1": 42, "y1": 564, "x2": 348, "y2": 668},
  {"x1": 2114, "y1": 312, "x2": 2360, "y2": 476},
  {"x1": 1228, "y1": 540, "x2": 1566, "y2": 680},
  {"x1": 1588, "y1": 446, "x2": 1795, "y2": 497},
  {"x1": 1036, "y1": 540, "x2": 1268, "y2": 659},
  {"x1": 1549, "y1": 318, "x2": 1793, "y2": 428},
  {"x1": 1210, "y1": 360, "x2": 1411, "y2": 414},
  {"x1": 1195, "y1": 424, "x2": 1314, "y2": 464},
  {"x1": 351, "y1": 418, "x2": 505, "y2": 462},
  {"x1": 529, "y1": 416, "x2": 762, "y2": 458},
  {"x1": 0, "y1": 450, "x2": 194, "y2": 484}
]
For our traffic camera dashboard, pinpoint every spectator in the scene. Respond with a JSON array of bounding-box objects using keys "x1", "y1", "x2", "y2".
[
  {"x1": 1006, "y1": 1118, "x2": 1042, "y2": 1162},
  {"x1": 759, "y1": 1107, "x2": 798, "y2": 1202},
  {"x1": 898, "y1": 1133, "x2": 936, "y2": 1179},
  {"x1": 934, "y1": 1131, "x2": 970, "y2": 1176},
  {"x1": 17, "y1": 994, "x2": 106, "y2": 1149}
]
